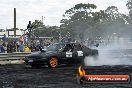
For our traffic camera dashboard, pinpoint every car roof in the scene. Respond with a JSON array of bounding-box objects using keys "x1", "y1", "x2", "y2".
[
  {"x1": 53, "y1": 42, "x2": 83, "y2": 46},
  {"x1": 54, "y1": 42, "x2": 77, "y2": 44},
  {"x1": 52, "y1": 42, "x2": 90, "y2": 49}
]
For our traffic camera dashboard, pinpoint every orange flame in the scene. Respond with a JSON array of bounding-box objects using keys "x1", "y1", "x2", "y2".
[{"x1": 78, "y1": 66, "x2": 86, "y2": 76}]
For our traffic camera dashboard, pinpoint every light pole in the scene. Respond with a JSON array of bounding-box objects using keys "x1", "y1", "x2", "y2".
[{"x1": 59, "y1": 27, "x2": 62, "y2": 42}]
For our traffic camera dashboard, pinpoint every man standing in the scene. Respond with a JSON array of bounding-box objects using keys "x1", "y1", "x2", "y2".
[
  {"x1": 0, "y1": 43, "x2": 5, "y2": 53},
  {"x1": 27, "y1": 21, "x2": 33, "y2": 38},
  {"x1": 7, "y1": 41, "x2": 12, "y2": 53},
  {"x1": 18, "y1": 43, "x2": 24, "y2": 52}
]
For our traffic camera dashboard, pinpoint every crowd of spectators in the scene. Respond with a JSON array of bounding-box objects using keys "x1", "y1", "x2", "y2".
[
  {"x1": 0, "y1": 39, "x2": 52, "y2": 53},
  {"x1": 0, "y1": 36, "x2": 72, "y2": 53}
]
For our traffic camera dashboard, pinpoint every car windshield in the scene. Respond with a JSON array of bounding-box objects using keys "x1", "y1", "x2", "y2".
[{"x1": 46, "y1": 44, "x2": 65, "y2": 51}]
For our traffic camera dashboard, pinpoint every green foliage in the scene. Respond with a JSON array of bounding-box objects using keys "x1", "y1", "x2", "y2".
[
  {"x1": 127, "y1": 0, "x2": 132, "y2": 10},
  {"x1": 31, "y1": 20, "x2": 60, "y2": 39},
  {"x1": 31, "y1": 2, "x2": 132, "y2": 41},
  {"x1": 61, "y1": 3, "x2": 131, "y2": 40},
  {"x1": 126, "y1": 0, "x2": 132, "y2": 23},
  {"x1": 61, "y1": 3, "x2": 98, "y2": 39}
]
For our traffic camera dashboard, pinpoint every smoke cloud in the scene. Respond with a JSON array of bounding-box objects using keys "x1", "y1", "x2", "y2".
[{"x1": 84, "y1": 38, "x2": 132, "y2": 66}]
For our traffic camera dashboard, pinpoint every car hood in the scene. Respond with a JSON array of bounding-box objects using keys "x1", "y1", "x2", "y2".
[
  {"x1": 26, "y1": 51, "x2": 41, "y2": 58},
  {"x1": 26, "y1": 51, "x2": 57, "y2": 58}
]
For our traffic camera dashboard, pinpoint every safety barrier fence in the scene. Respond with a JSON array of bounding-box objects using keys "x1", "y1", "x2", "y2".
[{"x1": 0, "y1": 52, "x2": 31, "y2": 61}]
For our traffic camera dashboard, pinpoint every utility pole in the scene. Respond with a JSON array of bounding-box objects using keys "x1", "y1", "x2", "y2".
[
  {"x1": 14, "y1": 8, "x2": 16, "y2": 37},
  {"x1": 42, "y1": 16, "x2": 43, "y2": 24},
  {"x1": 42, "y1": 16, "x2": 45, "y2": 25}
]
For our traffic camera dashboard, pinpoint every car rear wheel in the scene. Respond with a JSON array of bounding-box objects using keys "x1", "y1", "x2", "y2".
[{"x1": 48, "y1": 57, "x2": 58, "y2": 68}]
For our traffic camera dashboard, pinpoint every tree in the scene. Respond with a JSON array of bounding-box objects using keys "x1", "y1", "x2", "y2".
[
  {"x1": 61, "y1": 3, "x2": 97, "y2": 40},
  {"x1": 126, "y1": 0, "x2": 132, "y2": 23},
  {"x1": 127, "y1": 0, "x2": 132, "y2": 10}
]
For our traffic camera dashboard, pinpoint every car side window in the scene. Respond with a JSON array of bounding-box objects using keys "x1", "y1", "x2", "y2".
[
  {"x1": 63, "y1": 44, "x2": 73, "y2": 52},
  {"x1": 73, "y1": 44, "x2": 82, "y2": 51},
  {"x1": 81, "y1": 45, "x2": 90, "y2": 51}
]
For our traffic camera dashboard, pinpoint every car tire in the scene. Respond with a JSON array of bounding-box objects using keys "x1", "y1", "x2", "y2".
[{"x1": 48, "y1": 57, "x2": 58, "y2": 68}]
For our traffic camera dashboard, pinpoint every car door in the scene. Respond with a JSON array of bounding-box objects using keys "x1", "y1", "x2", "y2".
[
  {"x1": 72, "y1": 43, "x2": 84, "y2": 62},
  {"x1": 59, "y1": 44, "x2": 74, "y2": 63}
]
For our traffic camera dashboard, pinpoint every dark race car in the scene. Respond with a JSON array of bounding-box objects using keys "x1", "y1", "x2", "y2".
[{"x1": 24, "y1": 42, "x2": 98, "y2": 68}]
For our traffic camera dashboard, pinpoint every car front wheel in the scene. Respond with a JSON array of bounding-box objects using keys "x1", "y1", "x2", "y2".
[{"x1": 48, "y1": 57, "x2": 58, "y2": 68}]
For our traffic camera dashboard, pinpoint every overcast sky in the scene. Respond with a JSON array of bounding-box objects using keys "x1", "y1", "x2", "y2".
[{"x1": 0, "y1": 0, "x2": 128, "y2": 29}]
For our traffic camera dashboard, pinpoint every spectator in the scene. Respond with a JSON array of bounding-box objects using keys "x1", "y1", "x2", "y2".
[
  {"x1": 10, "y1": 41, "x2": 14, "y2": 53},
  {"x1": 16, "y1": 43, "x2": 19, "y2": 52},
  {"x1": 7, "y1": 41, "x2": 12, "y2": 53},
  {"x1": 12, "y1": 42, "x2": 16, "y2": 52},
  {"x1": 0, "y1": 44, "x2": 5, "y2": 53},
  {"x1": 36, "y1": 43, "x2": 43, "y2": 51},
  {"x1": 24, "y1": 46, "x2": 31, "y2": 52},
  {"x1": 18, "y1": 43, "x2": 24, "y2": 52},
  {"x1": 2, "y1": 42, "x2": 6, "y2": 53},
  {"x1": 29, "y1": 43, "x2": 36, "y2": 52}
]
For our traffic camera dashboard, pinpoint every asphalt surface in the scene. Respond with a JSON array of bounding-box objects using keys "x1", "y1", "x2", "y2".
[
  {"x1": 1, "y1": 42, "x2": 132, "y2": 88},
  {"x1": 0, "y1": 64, "x2": 132, "y2": 88}
]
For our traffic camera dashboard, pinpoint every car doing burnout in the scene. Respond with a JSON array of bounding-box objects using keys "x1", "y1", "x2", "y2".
[{"x1": 24, "y1": 42, "x2": 98, "y2": 68}]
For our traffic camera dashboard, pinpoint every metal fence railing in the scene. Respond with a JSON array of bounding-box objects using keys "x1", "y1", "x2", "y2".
[{"x1": 0, "y1": 52, "x2": 31, "y2": 61}]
